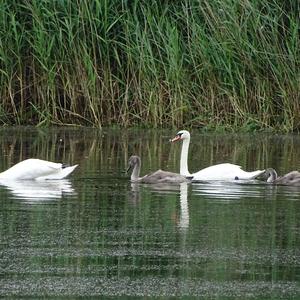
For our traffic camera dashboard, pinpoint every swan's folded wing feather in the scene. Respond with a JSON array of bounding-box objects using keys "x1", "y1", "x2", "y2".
[
  {"x1": 141, "y1": 169, "x2": 188, "y2": 183},
  {"x1": 274, "y1": 171, "x2": 300, "y2": 185},
  {"x1": 192, "y1": 163, "x2": 264, "y2": 180}
]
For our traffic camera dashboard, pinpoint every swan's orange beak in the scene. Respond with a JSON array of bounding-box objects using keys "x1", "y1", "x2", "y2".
[{"x1": 170, "y1": 135, "x2": 181, "y2": 143}]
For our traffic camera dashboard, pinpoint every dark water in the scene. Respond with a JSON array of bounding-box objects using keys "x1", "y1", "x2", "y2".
[{"x1": 0, "y1": 127, "x2": 300, "y2": 299}]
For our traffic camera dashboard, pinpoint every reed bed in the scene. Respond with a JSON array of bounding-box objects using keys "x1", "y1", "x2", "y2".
[{"x1": 0, "y1": 0, "x2": 299, "y2": 131}]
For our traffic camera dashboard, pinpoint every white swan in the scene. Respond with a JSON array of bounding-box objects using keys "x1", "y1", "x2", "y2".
[
  {"x1": 171, "y1": 130, "x2": 265, "y2": 181},
  {"x1": 0, "y1": 159, "x2": 78, "y2": 180},
  {"x1": 127, "y1": 155, "x2": 190, "y2": 183},
  {"x1": 265, "y1": 168, "x2": 300, "y2": 186}
]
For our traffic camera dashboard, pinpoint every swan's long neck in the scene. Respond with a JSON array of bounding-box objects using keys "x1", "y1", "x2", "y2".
[
  {"x1": 180, "y1": 138, "x2": 191, "y2": 176},
  {"x1": 131, "y1": 162, "x2": 141, "y2": 181},
  {"x1": 267, "y1": 169, "x2": 277, "y2": 182}
]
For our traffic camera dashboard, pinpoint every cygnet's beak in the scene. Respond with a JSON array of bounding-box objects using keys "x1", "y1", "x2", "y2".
[{"x1": 126, "y1": 164, "x2": 132, "y2": 173}]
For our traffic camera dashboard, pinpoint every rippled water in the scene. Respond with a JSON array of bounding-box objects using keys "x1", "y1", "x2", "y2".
[{"x1": 0, "y1": 127, "x2": 300, "y2": 299}]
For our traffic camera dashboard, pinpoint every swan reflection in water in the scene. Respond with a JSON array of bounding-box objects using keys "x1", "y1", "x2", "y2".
[
  {"x1": 129, "y1": 181, "x2": 190, "y2": 231},
  {"x1": 190, "y1": 178, "x2": 300, "y2": 201},
  {"x1": 191, "y1": 179, "x2": 266, "y2": 200},
  {"x1": 179, "y1": 182, "x2": 189, "y2": 230},
  {"x1": 0, "y1": 179, "x2": 76, "y2": 201}
]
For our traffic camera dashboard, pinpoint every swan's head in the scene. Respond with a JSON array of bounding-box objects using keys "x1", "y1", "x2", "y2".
[
  {"x1": 170, "y1": 130, "x2": 190, "y2": 143},
  {"x1": 264, "y1": 168, "x2": 278, "y2": 182},
  {"x1": 127, "y1": 155, "x2": 141, "y2": 172}
]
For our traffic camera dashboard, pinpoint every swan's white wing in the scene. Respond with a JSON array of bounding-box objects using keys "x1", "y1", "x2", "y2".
[
  {"x1": 192, "y1": 163, "x2": 264, "y2": 181},
  {"x1": 0, "y1": 159, "x2": 77, "y2": 180}
]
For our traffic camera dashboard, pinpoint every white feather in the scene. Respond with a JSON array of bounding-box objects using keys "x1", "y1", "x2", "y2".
[{"x1": 0, "y1": 159, "x2": 78, "y2": 180}]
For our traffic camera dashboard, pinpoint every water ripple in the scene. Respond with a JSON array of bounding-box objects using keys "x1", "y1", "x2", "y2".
[
  {"x1": 192, "y1": 181, "x2": 300, "y2": 200},
  {"x1": 0, "y1": 277, "x2": 299, "y2": 298}
]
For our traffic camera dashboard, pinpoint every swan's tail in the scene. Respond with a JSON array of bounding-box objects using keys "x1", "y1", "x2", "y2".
[
  {"x1": 240, "y1": 169, "x2": 265, "y2": 180},
  {"x1": 37, "y1": 164, "x2": 78, "y2": 180},
  {"x1": 56, "y1": 164, "x2": 78, "y2": 179}
]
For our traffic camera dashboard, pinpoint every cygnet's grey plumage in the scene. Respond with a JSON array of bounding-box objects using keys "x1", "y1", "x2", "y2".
[
  {"x1": 127, "y1": 155, "x2": 190, "y2": 183},
  {"x1": 265, "y1": 168, "x2": 300, "y2": 186}
]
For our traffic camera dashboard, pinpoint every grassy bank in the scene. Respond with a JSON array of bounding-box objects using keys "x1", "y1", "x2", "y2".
[{"x1": 0, "y1": 0, "x2": 299, "y2": 131}]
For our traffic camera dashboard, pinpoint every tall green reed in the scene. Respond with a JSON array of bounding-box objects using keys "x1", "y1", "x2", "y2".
[{"x1": 0, "y1": 0, "x2": 298, "y2": 131}]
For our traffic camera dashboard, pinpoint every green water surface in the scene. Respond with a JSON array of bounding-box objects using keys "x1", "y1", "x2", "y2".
[{"x1": 0, "y1": 127, "x2": 299, "y2": 299}]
